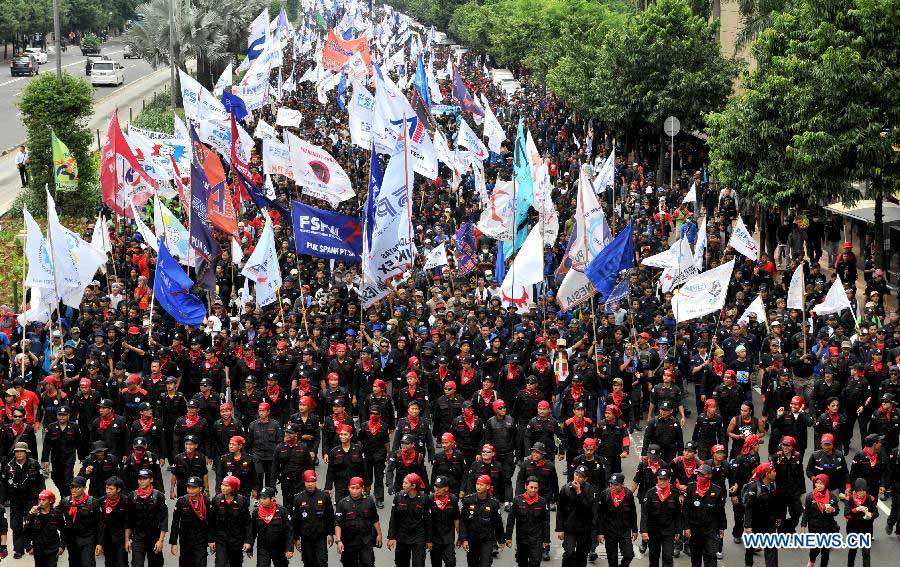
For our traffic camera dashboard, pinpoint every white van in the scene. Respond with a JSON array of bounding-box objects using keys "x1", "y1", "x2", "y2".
[{"x1": 90, "y1": 60, "x2": 124, "y2": 86}]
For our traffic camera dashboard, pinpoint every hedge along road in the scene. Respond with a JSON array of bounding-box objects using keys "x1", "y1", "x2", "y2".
[{"x1": 0, "y1": 38, "x2": 168, "y2": 216}]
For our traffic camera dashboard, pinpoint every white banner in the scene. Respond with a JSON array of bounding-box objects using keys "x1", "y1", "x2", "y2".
[
  {"x1": 286, "y1": 132, "x2": 355, "y2": 205},
  {"x1": 672, "y1": 259, "x2": 735, "y2": 323},
  {"x1": 348, "y1": 82, "x2": 375, "y2": 149},
  {"x1": 729, "y1": 215, "x2": 759, "y2": 260},
  {"x1": 263, "y1": 138, "x2": 294, "y2": 179}
]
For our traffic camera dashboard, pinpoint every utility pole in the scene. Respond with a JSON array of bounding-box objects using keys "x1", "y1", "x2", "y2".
[
  {"x1": 169, "y1": 0, "x2": 177, "y2": 108},
  {"x1": 52, "y1": 0, "x2": 61, "y2": 79}
]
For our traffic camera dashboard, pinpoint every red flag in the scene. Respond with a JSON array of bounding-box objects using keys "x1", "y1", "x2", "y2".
[
  {"x1": 230, "y1": 114, "x2": 250, "y2": 204},
  {"x1": 321, "y1": 29, "x2": 371, "y2": 73},
  {"x1": 100, "y1": 112, "x2": 158, "y2": 218},
  {"x1": 198, "y1": 143, "x2": 237, "y2": 237}
]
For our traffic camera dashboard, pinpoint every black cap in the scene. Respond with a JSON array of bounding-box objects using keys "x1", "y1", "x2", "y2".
[
  {"x1": 525, "y1": 375, "x2": 538, "y2": 384},
  {"x1": 165, "y1": 376, "x2": 178, "y2": 383},
  {"x1": 285, "y1": 423, "x2": 300, "y2": 434},
  {"x1": 684, "y1": 441, "x2": 696, "y2": 452},
  {"x1": 199, "y1": 378, "x2": 212, "y2": 387},
  {"x1": 573, "y1": 401, "x2": 585, "y2": 410},
  {"x1": 883, "y1": 393, "x2": 895, "y2": 403},
  {"x1": 137, "y1": 469, "x2": 153, "y2": 478},
  {"x1": 698, "y1": 464, "x2": 713, "y2": 476},
  {"x1": 530, "y1": 442, "x2": 547, "y2": 455},
  {"x1": 401, "y1": 434, "x2": 415, "y2": 445},
  {"x1": 657, "y1": 469, "x2": 671, "y2": 479},
  {"x1": 71, "y1": 476, "x2": 88, "y2": 488},
  {"x1": 648, "y1": 444, "x2": 661, "y2": 457},
  {"x1": 864, "y1": 433, "x2": 883, "y2": 446},
  {"x1": 244, "y1": 375, "x2": 257, "y2": 383},
  {"x1": 186, "y1": 476, "x2": 203, "y2": 487},
  {"x1": 186, "y1": 400, "x2": 200, "y2": 409},
  {"x1": 138, "y1": 402, "x2": 152, "y2": 411},
  {"x1": 184, "y1": 435, "x2": 199, "y2": 445},
  {"x1": 132, "y1": 437, "x2": 147, "y2": 448},
  {"x1": 609, "y1": 473, "x2": 625, "y2": 485},
  {"x1": 854, "y1": 478, "x2": 868, "y2": 491},
  {"x1": 573, "y1": 465, "x2": 589, "y2": 478},
  {"x1": 259, "y1": 486, "x2": 276, "y2": 498},
  {"x1": 57, "y1": 406, "x2": 70, "y2": 415},
  {"x1": 659, "y1": 400, "x2": 673, "y2": 411},
  {"x1": 91, "y1": 441, "x2": 107, "y2": 453},
  {"x1": 433, "y1": 476, "x2": 450, "y2": 488},
  {"x1": 98, "y1": 398, "x2": 114, "y2": 408}
]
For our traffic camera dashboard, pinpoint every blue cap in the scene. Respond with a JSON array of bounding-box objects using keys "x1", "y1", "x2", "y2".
[
  {"x1": 64, "y1": 339, "x2": 78, "y2": 348},
  {"x1": 418, "y1": 325, "x2": 429, "y2": 333},
  {"x1": 423, "y1": 341, "x2": 434, "y2": 349},
  {"x1": 658, "y1": 337, "x2": 669, "y2": 344},
  {"x1": 372, "y1": 323, "x2": 384, "y2": 331},
  {"x1": 345, "y1": 329, "x2": 357, "y2": 336}
]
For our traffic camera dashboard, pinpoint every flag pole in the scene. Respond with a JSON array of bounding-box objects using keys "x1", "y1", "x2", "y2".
[
  {"x1": 20, "y1": 209, "x2": 29, "y2": 380},
  {"x1": 43, "y1": 187, "x2": 68, "y2": 387}
]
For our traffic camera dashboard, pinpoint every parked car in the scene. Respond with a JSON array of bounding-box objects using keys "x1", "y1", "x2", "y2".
[
  {"x1": 123, "y1": 44, "x2": 138, "y2": 59},
  {"x1": 80, "y1": 34, "x2": 102, "y2": 55},
  {"x1": 23, "y1": 47, "x2": 47, "y2": 64},
  {"x1": 85, "y1": 54, "x2": 105, "y2": 75},
  {"x1": 90, "y1": 60, "x2": 124, "y2": 86},
  {"x1": 11, "y1": 54, "x2": 37, "y2": 76}
]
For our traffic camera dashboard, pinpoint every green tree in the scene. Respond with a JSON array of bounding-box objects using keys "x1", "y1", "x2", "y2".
[
  {"x1": 590, "y1": 0, "x2": 739, "y2": 180},
  {"x1": 17, "y1": 72, "x2": 97, "y2": 216},
  {"x1": 708, "y1": 0, "x2": 898, "y2": 267}
]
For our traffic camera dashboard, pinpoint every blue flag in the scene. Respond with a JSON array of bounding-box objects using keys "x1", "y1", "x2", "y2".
[
  {"x1": 291, "y1": 201, "x2": 362, "y2": 262},
  {"x1": 495, "y1": 240, "x2": 506, "y2": 283},
  {"x1": 364, "y1": 146, "x2": 383, "y2": 250},
  {"x1": 604, "y1": 278, "x2": 631, "y2": 313},
  {"x1": 235, "y1": 168, "x2": 291, "y2": 219},
  {"x1": 414, "y1": 54, "x2": 431, "y2": 109},
  {"x1": 221, "y1": 91, "x2": 248, "y2": 121},
  {"x1": 154, "y1": 239, "x2": 207, "y2": 325},
  {"x1": 337, "y1": 70, "x2": 348, "y2": 112},
  {"x1": 455, "y1": 223, "x2": 476, "y2": 275},
  {"x1": 452, "y1": 66, "x2": 484, "y2": 117},
  {"x1": 585, "y1": 223, "x2": 635, "y2": 300}
]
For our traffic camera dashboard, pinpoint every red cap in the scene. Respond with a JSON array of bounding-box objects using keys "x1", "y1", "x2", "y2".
[
  {"x1": 441, "y1": 432, "x2": 455, "y2": 445},
  {"x1": 327, "y1": 372, "x2": 340, "y2": 382},
  {"x1": 336, "y1": 424, "x2": 353, "y2": 435},
  {"x1": 476, "y1": 475, "x2": 492, "y2": 486},
  {"x1": 38, "y1": 489, "x2": 56, "y2": 503},
  {"x1": 404, "y1": 473, "x2": 426, "y2": 489},
  {"x1": 711, "y1": 444, "x2": 726, "y2": 454},
  {"x1": 583, "y1": 438, "x2": 598, "y2": 448},
  {"x1": 258, "y1": 402, "x2": 271, "y2": 412},
  {"x1": 127, "y1": 374, "x2": 141, "y2": 385},
  {"x1": 406, "y1": 371, "x2": 418, "y2": 380},
  {"x1": 277, "y1": 340, "x2": 288, "y2": 348},
  {"x1": 128, "y1": 325, "x2": 140, "y2": 335},
  {"x1": 790, "y1": 396, "x2": 804, "y2": 407},
  {"x1": 303, "y1": 470, "x2": 317, "y2": 482},
  {"x1": 843, "y1": 241, "x2": 852, "y2": 249},
  {"x1": 42, "y1": 376, "x2": 57, "y2": 384},
  {"x1": 781, "y1": 436, "x2": 796, "y2": 447},
  {"x1": 820, "y1": 433, "x2": 835, "y2": 445},
  {"x1": 229, "y1": 436, "x2": 246, "y2": 446},
  {"x1": 537, "y1": 400, "x2": 551, "y2": 410},
  {"x1": 349, "y1": 476, "x2": 365, "y2": 488},
  {"x1": 299, "y1": 396, "x2": 316, "y2": 409},
  {"x1": 639, "y1": 332, "x2": 651, "y2": 340},
  {"x1": 221, "y1": 475, "x2": 241, "y2": 490},
  {"x1": 79, "y1": 378, "x2": 91, "y2": 387},
  {"x1": 704, "y1": 398, "x2": 717, "y2": 410},
  {"x1": 481, "y1": 444, "x2": 495, "y2": 453},
  {"x1": 444, "y1": 380, "x2": 456, "y2": 390},
  {"x1": 407, "y1": 356, "x2": 419, "y2": 368},
  {"x1": 724, "y1": 370, "x2": 737, "y2": 379},
  {"x1": 220, "y1": 402, "x2": 233, "y2": 411},
  {"x1": 373, "y1": 379, "x2": 386, "y2": 390},
  {"x1": 492, "y1": 400, "x2": 506, "y2": 413},
  {"x1": 605, "y1": 405, "x2": 622, "y2": 418},
  {"x1": 663, "y1": 368, "x2": 674, "y2": 378}
]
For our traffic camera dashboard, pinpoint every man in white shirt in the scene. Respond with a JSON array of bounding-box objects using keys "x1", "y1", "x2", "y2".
[{"x1": 15, "y1": 146, "x2": 28, "y2": 187}]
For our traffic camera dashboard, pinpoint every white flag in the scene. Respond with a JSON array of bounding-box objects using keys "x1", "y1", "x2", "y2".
[
  {"x1": 787, "y1": 264, "x2": 805, "y2": 310},
  {"x1": 178, "y1": 68, "x2": 227, "y2": 124},
  {"x1": 230, "y1": 238, "x2": 244, "y2": 265},
  {"x1": 500, "y1": 224, "x2": 544, "y2": 312},
  {"x1": 593, "y1": 149, "x2": 616, "y2": 194},
  {"x1": 365, "y1": 138, "x2": 416, "y2": 284},
  {"x1": 253, "y1": 119, "x2": 278, "y2": 140},
  {"x1": 682, "y1": 182, "x2": 697, "y2": 204},
  {"x1": 641, "y1": 241, "x2": 682, "y2": 270},
  {"x1": 694, "y1": 216, "x2": 707, "y2": 271},
  {"x1": 285, "y1": 132, "x2": 355, "y2": 205},
  {"x1": 18, "y1": 285, "x2": 54, "y2": 326},
  {"x1": 372, "y1": 65, "x2": 438, "y2": 179},
  {"x1": 23, "y1": 207, "x2": 55, "y2": 290},
  {"x1": 566, "y1": 169, "x2": 610, "y2": 272},
  {"x1": 275, "y1": 107, "x2": 302, "y2": 128},
  {"x1": 480, "y1": 93, "x2": 506, "y2": 154},
  {"x1": 213, "y1": 62, "x2": 233, "y2": 98},
  {"x1": 737, "y1": 294, "x2": 767, "y2": 327},
  {"x1": 422, "y1": 243, "x2": 448, "y2": 270},
  {"x1": 348, "y1": 81, "x2": 375, "y2": 149},
  {"x1": 660, "y1": 237, "x2": 699, "y2": 292},
  {"x1": 672, "y1": 259, "x2": 735, "y2": 323},
  {"x1": 262, "y1": 138, "x2": 294, "y2": 180},
  {"x1": 155, "y1": 198, "x2": 192, "y2": 265},
  {"x1": 728, "y1": 215, "x2": 759, "y2": 260},
  {"x1": 477, "y1": 180, "x2": 515, "y2": 241},
  {"x1": 46, "y1": 190, "x2": 81, "y2": 299},
  {"x1": 129, "y1": 199, "x2": 158, "y2": 253},
  {"x1": 91, "y1": 214, "x2": 112, "y2": 254},
  {"x1": 812, "y1": 276, "x2": 853, "y2": 316},
  {"x1": 456, "y1": 118, "x2": 489, "y2": 161},
  {"x1": 241, "y1": 213, "x2": 281, "y2": 307}
]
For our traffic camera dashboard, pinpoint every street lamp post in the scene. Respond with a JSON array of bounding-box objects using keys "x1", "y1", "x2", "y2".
[{"x1": 52, "y1": 0, "x2": 61, "y2": 79}]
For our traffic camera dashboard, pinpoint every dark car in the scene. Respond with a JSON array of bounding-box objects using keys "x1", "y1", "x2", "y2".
[{"x1": 11, "y1": 54, "x2": 37, "y2": 76}]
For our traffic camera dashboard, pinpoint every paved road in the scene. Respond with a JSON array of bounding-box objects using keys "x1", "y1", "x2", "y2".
[
  {"x1": 0, "y1": 38, "x2": 171, "y2": 216},
  {"x1": 1, "y1": 382, "x2": 897, "y2": 566}
]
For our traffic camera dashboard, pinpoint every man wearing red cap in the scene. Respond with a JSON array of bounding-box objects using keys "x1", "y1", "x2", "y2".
[
  {"x1": 387, "y1": 473, "x2": 430, "y2": 566},
  {"x1": 292, "y1": 470, "x2": 334, "y2": 567},
  {"x1": 431, "y1": 432, "x2": 466, "y2": 495},
  {"x1": 211, "y1": 403, "x2": 244, "y2": 471},
  {"x1": 247, "y1": 402, "x2": 283, "y2": 490},
  {"x1": 359, "y1": 378, "x2": 396, "y2": 432},
  {"x1": 597, "y1": 404, "x2": 630, "y2": 473},
  {"x1": 216, "y1": 436, "x2": 256, "y2": 498},
  {"x1": 210, "y1": 475, "x2": 250, "y2": 567},
  {"x1": 525, "y1": 400, "x2": 561, "y2": 468},
  {"x1": 728, "y1": 434, "x2": 761, "y2": 544},
  {"x1": 325, "y1": 423, "x2": 368, "y2": 502},
  {"x1": 289, "y1": 395, "x2": 322, "y2": 457},
  {"x1": 72, "y1": 377, "x2": 102, "y2": 460},
  {"x1": 119, "y1": 375, "x2": 150, "y2": 422},
  {"x1": 743, "y1": 463, "x2": 779, "y2": 567},
  {"x1": 335, "y1": 477, "x2": 381, "y2": 567},
  {"x1": 772, "y1": 436, "x2": 805, "y2": 532},
  {"x1": 460, "y1": 474, "x2": 504, "y2": 566},
  {"x1": 768, "y1": 394, "x2": 813, "y2": 458},
  {"x1": 806, "y1": 433, "x2": 849, "y2": 496},
  {"x1": 397, "y1": 370, "x2": 429, "y2": 419},
  {"x1": 23, "y1": 489, "x2": 63, "y2": 565}
]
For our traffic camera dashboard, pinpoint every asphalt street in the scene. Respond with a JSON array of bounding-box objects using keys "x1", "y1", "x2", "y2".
[
  {"x1": 2, "y1": 382, "x2": 898, "y2": 566},
  {"x1": 0, "y1": 38, "x2": 170, "y2": 216}
]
